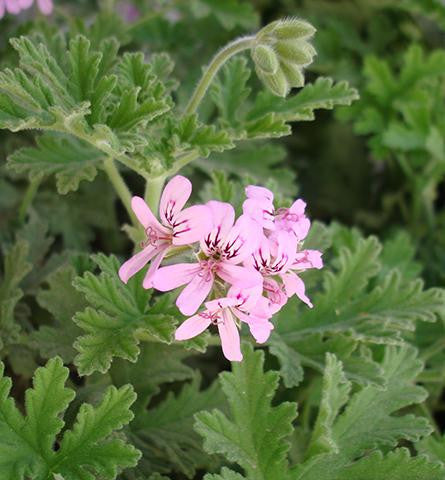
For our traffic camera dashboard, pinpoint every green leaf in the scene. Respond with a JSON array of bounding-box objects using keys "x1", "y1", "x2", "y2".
[
  {"x1": 306, "y1": 354, "x2": 351, "y2": 458},
  {"x1": 0, "y1": 238, "x2": 31, "y2": 350},
  {"x1": 0, "y1": 357, "x2": 140, "y2": 479},
  {"x1": 129, "y1": 375, "x2": 225, "y2": 478},
  {"x1": 248, "y1": 77, "x2": 359, "y2": 124},
  {"x1": 205, "y1": 469, "x2": 246, "y2": 480},
  {"x1": 211, "y1": 57, "x2": 251, "y2": 128},
  {"x1": 32, "y1": 264, "x2": 86, "y2": 362},
  {"x1": 172, "y1": 114, "x2": 234, "y2": 157},
  {"x1": 334, "y1": 346, "x2": 431, "y2": 457},
  {"x1": 337, "y1": 448, "x2": 444, "y2": 480},
  {"x1": 73, "y1": 254, "x2": 188, "y2": 375},
  {"x1": 195, "y1": 344, "x2": 297, "y2": 480},
  {"x1": 0, "y1": 34, "x2": 172, "y2": 175},
  {"x1": 8, "y1": 134, "x2": 103, "y2": 194},
  {"x1": 293, "y1": 346, "x2": 433, "y2": 480}
]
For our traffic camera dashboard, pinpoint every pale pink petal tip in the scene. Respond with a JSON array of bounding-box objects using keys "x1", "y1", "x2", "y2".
[
  {"x1": 37, "y1": 0, "x2": 53, "y2": 15},
  {"x1": 175, "y1": 314, "x2": 211, "y2": 341}
]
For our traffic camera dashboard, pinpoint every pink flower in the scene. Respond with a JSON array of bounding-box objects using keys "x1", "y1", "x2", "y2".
[
  {"x1": 151, "y1": 201, "x2": 262, "y2": 315},
  {"x1": 0, "y1": 0, "x2": 52, "y2": 17},
  {"x1": 243, "y1": 185, "x2": 310, "y2": 241},
  {"x1": 119, "y1": 175, "x2": 212, "y2": 288},
  {"x1": 247, "y1": 230, "x2": 323, "y2": 310},
  {"x1": 242, "y1": 185, "x2": 275, "y2": 230},
  {"x1": 275, "y1": 199, "x2": 311, "y2": 241},
  {"x1": 174, "y1": 287, "x2": 274, "y2": 362},
  {"x1": 280, "y1": 248, "x2": 323, "y2": 307},
  {"x1": 0, "y1": 0, "x2": 22, "y2": 17}
]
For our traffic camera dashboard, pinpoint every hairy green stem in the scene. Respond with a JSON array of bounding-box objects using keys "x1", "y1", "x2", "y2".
[
  {"x1": 18, "y1": 177, "x2": 42, "y2": 223},
  {"x1": 184, "y1": 35, "x2": 255, "y2": 116},
  {"x1": 102, "y1": 158, "x2": 137, "y2": 226},
  {"x1": 144, "y1": 176, "x2": 166, "y2": 213}
]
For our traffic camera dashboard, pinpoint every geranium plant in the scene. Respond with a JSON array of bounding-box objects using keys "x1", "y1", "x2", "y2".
[{"x1": 1, "y1": 1, "x2": 445, "y2": 479}]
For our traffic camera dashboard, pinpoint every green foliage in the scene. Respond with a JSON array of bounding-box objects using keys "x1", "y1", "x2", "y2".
[
  {"x1": 0, "y1": 238, "x2": 31, "y2": 350},
  {"x1": 128, "y1": 375, "x2": 225, "y2": 478},
  {"x1": 8, "y1": 134, "x2": 103, "y2": 194},
  {"x1": 195, "y1": 345, "x2": 297, "y2": 480},
  {"x1": 0, "y1": 357, "x2": 140, "y2": 479},
  {"x1": 32, "y1": 263, "x2": 86, "y2": 362},
  {"x1": 271, "y1": 226, "x2": 445, "y2": 387},
  {"x1": 292, "y1": 347, "x2": 440, "y2": 480},
  {"x1": 72, "y1": 254, "x2": 186, "y2": 375}
]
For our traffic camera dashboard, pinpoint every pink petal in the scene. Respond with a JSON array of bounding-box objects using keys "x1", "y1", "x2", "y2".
[
  {"x1": 218, "y1": 310, "x2": 243, "y2": 362},
  {"x1": 172, "y1": 205, "x2": 213, "y2": 246},
  {"x1": 131, "y1": 196, "x2": 166, "y2": 233},
  {"x1": 247, "y1": 317, "x2": 274, "y2": 343},
  {"x1": 290, "y1": 198, "x2": 306, "y2": 215},
  {"x1": 245, "y1": 185, "x2": 274, "y2": 202},
  {"x1": 242, "y1": 198, "x2": 275, "y2": 230},
  {"x1": 205, "y1": 297, "x2": 237, "y2": 311},
  {"x1": 159, "y1": 175, "x2": 192, "y2": 227},
  {"x1": 0, "y1": 1, "x2": 5, "y2": 18},
  {"x1": 175, "y1": 313, "x2": 211, "y2": 341},
  {"x1": 142, "y1": 247, "x2": 168, "y2": 289},
  {"x1": 5, "y1": 0, "x2": 21, "y2": 13},
  {"x1": 18, "y1": 0, "x2": 33, "y2": 8},
  {"x1": 293, "y1": 217, "x2": 311, "y2": 241},
  {"x1": 222, "y1": 215, "x2": 261, "y2": 263},
  {"x1": 176, "y1": 270, "x2": 214, "y2": 316},
  {"x1": 228, "y1": 284, "x2": 263, "y2": 312},
  {"x1": 201, "y1": 201, "x2": 235, "y2": 255},
  {"x1": 151, "y1": 263, "x2": 201, "y2": 291},
  {"x1": 263, "y1": 278, "x2": 288, "y2": 313},
  {"x1": 218, "y1": 262, "x2": 262, "y2": 288},
  {"x1": 37, "y1": 0, "x2": 52, "y2": 14},
  {"x1": 118, "y1": 244, "x2": 157, "y2": 284},
  {"x1": 281, "y1": 272, "x2": 313, "y2": 308},
  {"x1": 293, "y1": 249, "x2": 323, "y2": 270}
]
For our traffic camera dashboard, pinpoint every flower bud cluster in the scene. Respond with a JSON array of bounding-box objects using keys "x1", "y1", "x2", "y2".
[
  {"x1": 119, "y1": 176, "x2": 323, "y2": 361},
  {"x1": 251, "y1": 17, "x2": 316, "y2": 97}
]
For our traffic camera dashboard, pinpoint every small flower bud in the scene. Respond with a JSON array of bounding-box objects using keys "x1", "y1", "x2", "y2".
[
  {"x1": 280, "y1": 62, "x2": 305, "y2": 88},
  {"x1": 273, "y1": 18, "x2": 316, "y2": 40},
  {"x1": 252, "y1": 17, "x2": 316, "y2": 97},
  {"x1": 256, "y1": 66, "x2": 289, "y2": 97},
  {"x1": 251, "y1": 45, "x2": 279, "y2": 75},
  {"x1": 275, "y1": 40, "x2": 316, "y2": 66}
]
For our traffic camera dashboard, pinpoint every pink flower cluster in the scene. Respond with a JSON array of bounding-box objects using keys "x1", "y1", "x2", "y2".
[
  {"x1": 119, "y1": 176, "x2": 323, "y2": 362},
  {"x1": 0, "y1": 0, "x2": 52, "y2": 18}
]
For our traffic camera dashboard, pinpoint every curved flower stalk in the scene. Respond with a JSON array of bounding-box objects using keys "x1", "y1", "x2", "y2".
[
  {"x1": 0, "y1": 0, "x2": 52, "y2": 18},
  {"x1": 119, "y1": 175, "x2": 323, "y2": 362}
]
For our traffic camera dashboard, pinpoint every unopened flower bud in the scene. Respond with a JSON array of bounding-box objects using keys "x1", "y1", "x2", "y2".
[
  {"x1": 275, "y1": 40, "x2": 316, "y2": 66},
  {"x1": 252, "y1": 44, "x2": 279, "y2": 74},
  {"x1": 280, "y1": 62, "x2": 305, "y2": 88},
  {"x1": 256, "y1": 67, "x2": 289, "y2": 97},
  {"x1": 252, "y1": 17, "x2": 316, "y2": 97},
  {"x1": 273, "y1": 18, "x2": 316, "y2": 40}
]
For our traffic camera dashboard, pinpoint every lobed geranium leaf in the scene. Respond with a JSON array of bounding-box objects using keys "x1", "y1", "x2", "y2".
[
  {"x1": 32, "y1": 264, "x2": 87, "y2": 362},
  {"x1": 195, "y1": 344, "x2": 297, "y2": 480},
  {"x1": 293, "y1": 346, "x2": 434, "y2": 480},
  {"x1": 0, "y1": 357, "x2": 140, "y2": 480},
  {"x1": 129, "y1": 375, "x2": 225, "y2": 478},
  {"x1": 0, "y1": 238, "x2": 31, "y2": 351},
  {"x1": 72, "y1": 254, "x2": 200, "y2": 375},
  {"x1": 8, "y1": 134, "x2": 103, "y2": 194}
]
